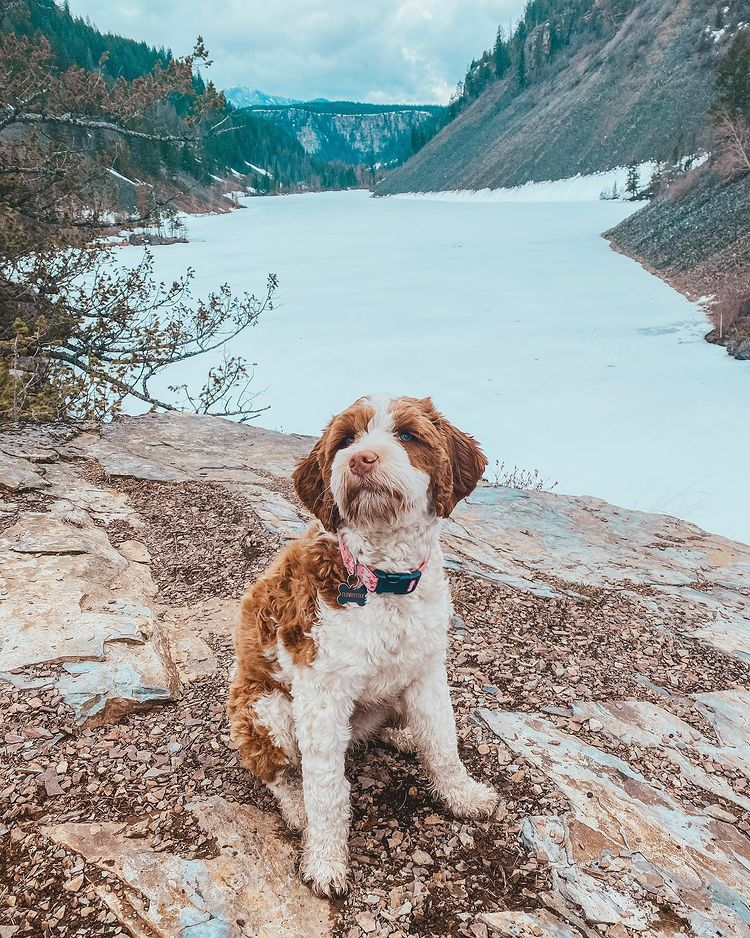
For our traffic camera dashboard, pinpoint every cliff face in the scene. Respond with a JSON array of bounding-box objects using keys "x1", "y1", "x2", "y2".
[
  {"x1": 248, "y1": 104, "x2": 440, "y2": 165},
  {"x1": 378, "y1": 0, "x2": 728, "y2": 193},
  {"x1": 2, "y1": 413, "x2": 750, "y2": 936}
]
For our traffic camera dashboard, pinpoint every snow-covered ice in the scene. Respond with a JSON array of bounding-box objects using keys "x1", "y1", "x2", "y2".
[{"x1": 131, "y1": 189, "x2": 749, "y2": 545}]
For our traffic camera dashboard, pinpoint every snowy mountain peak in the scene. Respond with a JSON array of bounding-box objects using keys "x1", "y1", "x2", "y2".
[{"x1": 224, "y1": 86, "x2": 302, "y2": 109}]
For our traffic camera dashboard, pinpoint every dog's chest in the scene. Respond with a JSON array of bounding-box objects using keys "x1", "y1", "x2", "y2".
[{"x1": 317, "y1": 584, "x2": 450, "y2": 701}]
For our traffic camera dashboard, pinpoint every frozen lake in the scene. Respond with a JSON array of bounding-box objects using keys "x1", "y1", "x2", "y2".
[{"x1": 139, "y1": 189, "x2": 749, "y2": 544}]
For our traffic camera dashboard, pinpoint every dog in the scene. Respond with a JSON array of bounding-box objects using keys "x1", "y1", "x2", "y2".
[{"x1": 227, "y1": 394, "x2": 499, "y2": 897}]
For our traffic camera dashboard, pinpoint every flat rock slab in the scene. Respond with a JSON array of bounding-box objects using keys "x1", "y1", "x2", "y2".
[
  {"x1": 0, "y1": 497, "x2": 177, "y2": 724},
  {"x1": 0, "y1": 450, "x2": 47, "y2": 491},
  {"x1": 67, "y1": 412, "x2": 312, "y2": 482},
  {"x1": 481, "y1": 909, "x2": 583, "y2": 937},
  {"x1": 452, "y1": 486, "x2": 750, "y2": 661},
  {"x1": 480, "y1": 705, "x2": 750, "y2": 937},
  {"x1": 44, "y1": 795, "x2": 332, "y2": 938}
]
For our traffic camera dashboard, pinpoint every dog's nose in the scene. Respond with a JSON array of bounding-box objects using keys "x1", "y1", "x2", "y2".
[{"x1": 349, "y1": 450, "x2": 379, "y2": 476}]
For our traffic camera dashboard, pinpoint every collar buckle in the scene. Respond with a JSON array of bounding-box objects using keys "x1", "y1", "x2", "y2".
[{"x1": 373, "y1": 568, "x2": 422, "y2": 595}]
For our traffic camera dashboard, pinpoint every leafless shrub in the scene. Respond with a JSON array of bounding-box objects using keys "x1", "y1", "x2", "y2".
[
  {"x1": 665, "y1": 165, "x2": 702, "y2": 202},
  {"x1": 707, "y1": 286, "x2": 750, "y2": 337},
  {"x1": 715, "y1": 111, "x2": 750, "y2": 180},
  {"x1": 485, "y1": 460, "x2": 558, "y2": 492}
]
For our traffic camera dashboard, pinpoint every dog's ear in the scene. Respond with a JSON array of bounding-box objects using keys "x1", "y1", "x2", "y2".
[
  {"x1": 421, "y1": 398, "x2": 487, "y2": 517},
  {"x1": 292, "y1": 436, "x2": 341, "y2": 531}
]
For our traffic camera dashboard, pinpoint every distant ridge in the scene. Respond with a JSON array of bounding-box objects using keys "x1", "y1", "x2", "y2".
[
  {"x1": 224, "y1": 87, "x2": 300, "y2": 108},
  {"x1": 224, "y1": 86, "x2": 331, "y2": 109},
  {"x1": 239, "y1": 99, "x2": 443, "y2": 166}
]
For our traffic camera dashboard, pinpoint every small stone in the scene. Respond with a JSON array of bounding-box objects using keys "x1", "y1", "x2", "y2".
[
  {"x1": 116, "y1": 540, "x2": 151, "y2": 563},
  {"x1": 412, "y1": 849, "x2": 433, "y2": 866},
  {"x1": 356, "y1": 911, "x2": 377, "y2": 934},
  {"x1": 588, "y1": 718, "x2": 604, "y2": 732},
  {"x1": 43, "y1": 771, "x2": 65, "y2": 797},
  {"x1": 63, "y1": 874, "x2": 84, "y2": 892},
  {"x1": 608, "y1": 925, "x2": 628, "y2": 938},
  {"x1": 703, "y1": 803, "x2": 736, "y2": 823}
]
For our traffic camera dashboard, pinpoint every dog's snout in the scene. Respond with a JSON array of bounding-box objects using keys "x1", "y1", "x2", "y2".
[{"x1": 349, "y1": 450, "x2": 379, "y2": 476}]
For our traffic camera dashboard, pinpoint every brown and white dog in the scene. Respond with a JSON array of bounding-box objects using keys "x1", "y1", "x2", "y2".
[{"x1": 227, "y1": 394, "x2": 499, "y2": 896}]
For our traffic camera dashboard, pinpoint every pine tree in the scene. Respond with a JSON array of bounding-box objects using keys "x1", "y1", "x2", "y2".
[
  {"x1": 713, "y1": 33, "x2": 750, "y2": 119},
  {"x1": 493, "y1": 27, "x2": 512, "y2": 78},
  {"x1": 625, "y1": 163, "x2": 640, "y2": 200}
]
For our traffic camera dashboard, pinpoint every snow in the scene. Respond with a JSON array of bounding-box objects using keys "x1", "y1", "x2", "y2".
[
  {"x1": 245, "y1": 162, "x2": 272, "y2": 177},
  {"x1": 387, "y1": 164, "x2": 659, "y2": 203},
  {"x1": 125, "y1": 187, "x2": 750, "y2": 545},
  {"x1": 107, "y1": 168, "x2": 139, "y2": 186},
  {"x1": 209, "y1": 174, "x2": 224, "y2": 183}
]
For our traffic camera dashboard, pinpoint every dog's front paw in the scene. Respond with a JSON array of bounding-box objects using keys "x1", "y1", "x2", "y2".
[
  {"x1": 280, "y1": 796, "x2": 307, "y2": 834},
  {"x1": 443, "y1": 777, "x2": 500, "y2": 820},
  {"x1": 299, "y1": 848, "x2": 349, "y2": 898}
]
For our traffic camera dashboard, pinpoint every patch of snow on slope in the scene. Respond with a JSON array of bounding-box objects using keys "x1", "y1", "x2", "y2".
[
  {"x1": 108, "y1": 168, "x2": 139, "y2": 186},
  {"x1": 245, "y1": 163, "x2": 272, "y2": 178},
  {"x1": 387, "y1": 165, "x2": 663, "y2": 203}
]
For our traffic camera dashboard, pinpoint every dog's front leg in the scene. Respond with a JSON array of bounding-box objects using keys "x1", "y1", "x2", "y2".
[
  {"x1": 403, "y1": 660, "x2": 499, "y2": 819},
  {"x1": 292, "y1": 674, "x2": 353, "y2": 897}
]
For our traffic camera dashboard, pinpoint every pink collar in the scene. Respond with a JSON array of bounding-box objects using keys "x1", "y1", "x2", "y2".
[{"x1": 338, "y1": 533, "x2": 428, "y2": 594}]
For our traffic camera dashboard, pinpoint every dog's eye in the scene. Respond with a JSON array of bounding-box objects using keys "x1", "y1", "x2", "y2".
[
  {"x1": 399, "y1": 431, "x2": 415, "y2": 443},
  {"x1": 339, "y1": 435, "x2": 355, "y2": 448}
]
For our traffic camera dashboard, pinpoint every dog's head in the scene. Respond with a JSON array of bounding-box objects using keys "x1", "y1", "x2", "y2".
[{"x1": 292, "y1": 395, "x2": 487, "y2": 531}]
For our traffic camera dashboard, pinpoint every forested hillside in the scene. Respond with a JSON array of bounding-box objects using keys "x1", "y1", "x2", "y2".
[
  {"x1": 2, "y1": 0, "x2": 360, "y2": 201},
  {"x1": 379, "y1": 0, "x2": 745, "y2": 192},
  {"x1": 1, "y1": 0, "x2": 329, "y2": 423}
]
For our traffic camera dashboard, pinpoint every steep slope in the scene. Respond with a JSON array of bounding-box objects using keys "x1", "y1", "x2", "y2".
[
  {"x1": 245, "y1": 102, "x2": 443, "y2": 166},
  {"x1": 379, "y1": 0, "x2": 734, "y2": 193},
  {"x1": 607, "y1": 164, "x2": 750, "y2": 358}
]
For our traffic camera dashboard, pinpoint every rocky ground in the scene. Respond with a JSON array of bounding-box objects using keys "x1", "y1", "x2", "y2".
[{"x1": 1, "y1": 414, "x2": 750, "y2": 938}]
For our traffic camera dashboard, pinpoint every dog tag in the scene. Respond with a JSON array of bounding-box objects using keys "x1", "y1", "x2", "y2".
[{"x1": 337, "y1": 582, "x2": 367, "y2": 606}]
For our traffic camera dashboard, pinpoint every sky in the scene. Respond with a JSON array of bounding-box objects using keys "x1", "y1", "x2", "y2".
[{"x1": 66, "y1": 0, "x2": 527, "y2": 104}]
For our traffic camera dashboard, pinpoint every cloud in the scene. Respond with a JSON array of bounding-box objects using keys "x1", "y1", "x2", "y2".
[{"x1": 67, "y1": 0, "x2": 527, "y2": 104}]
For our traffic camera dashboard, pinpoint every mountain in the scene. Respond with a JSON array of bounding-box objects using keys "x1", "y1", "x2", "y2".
[
  {"x1": 378, "y1": 0, "x2": 743, "y2": 193},
  {"x1": 224, "y1": 86, "x2": 304, "y2": 109},
  {"x1": 242, "y1": 101, "x2": 444, "y2": 166}
]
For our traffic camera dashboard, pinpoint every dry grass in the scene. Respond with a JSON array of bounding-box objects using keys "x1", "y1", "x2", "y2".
[{"x1": 485, "y1": 460, "x2": 558, "y2": 492}]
